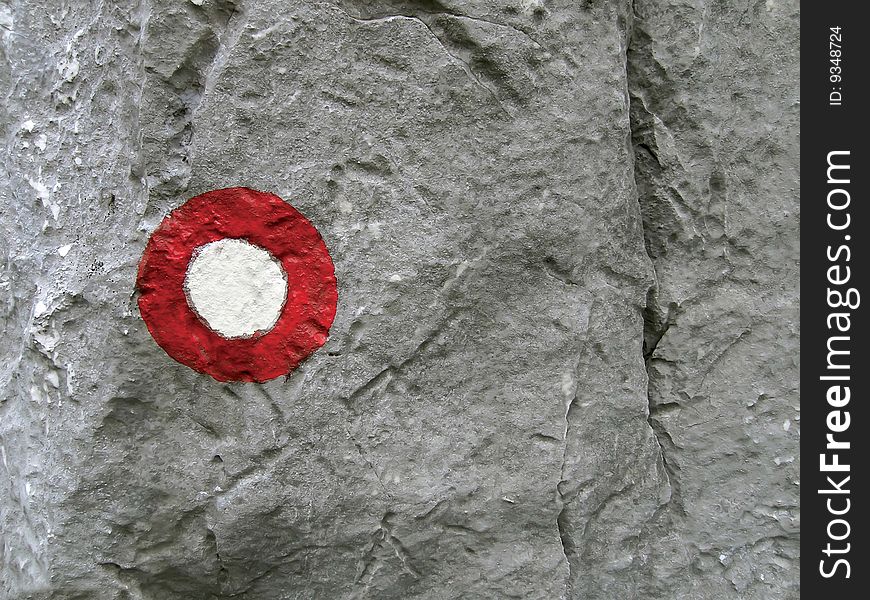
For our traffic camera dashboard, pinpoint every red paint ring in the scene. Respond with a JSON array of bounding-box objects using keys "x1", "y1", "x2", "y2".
[{"x1": 136, "y1": 187, "x2": 337, "y2": 382}]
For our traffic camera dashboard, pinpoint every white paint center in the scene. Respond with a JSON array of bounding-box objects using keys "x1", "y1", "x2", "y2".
[{"x1": 184, "y1": 238, "x2": 287, "y2": 338}]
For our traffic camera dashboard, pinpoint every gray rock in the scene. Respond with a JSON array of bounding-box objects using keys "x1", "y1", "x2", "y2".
[
  {"x1": 0, "y1": 0, "x2": 798, "y2": 598},
  {"x1": 625, "y1": 0, "x2": 801, "y2": 597}
]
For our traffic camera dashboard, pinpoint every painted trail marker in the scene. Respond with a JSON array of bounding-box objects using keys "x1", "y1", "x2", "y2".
[{"x1": 136, "y1": 187, "x2": 337, "y2": 382}]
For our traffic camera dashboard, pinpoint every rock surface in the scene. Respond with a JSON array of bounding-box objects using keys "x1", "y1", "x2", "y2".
[{"x1": 0, "y1": 0, "x2": 798, "y2": 598}]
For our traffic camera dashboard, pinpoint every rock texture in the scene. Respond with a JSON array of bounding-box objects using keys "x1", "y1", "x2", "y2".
[
  {"x1": 0, "y1": 0, "x2": 798, "y2": 598},
  {"x1": 627, "y1": 1, "x2": 801, "y2": 597}
]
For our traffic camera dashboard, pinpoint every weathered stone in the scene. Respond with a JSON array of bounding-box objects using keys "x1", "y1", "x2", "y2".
[
  {"x1": 0, "y1": 0, "x2": 799, "y2": 598},
  {"x1": 624, "y1": 0, "x2": 801, "y2": 597}
]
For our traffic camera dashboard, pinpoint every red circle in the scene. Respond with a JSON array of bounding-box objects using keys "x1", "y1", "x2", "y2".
[{"x1": 136, "y1": 187, "x2": 337, "y2": 382}]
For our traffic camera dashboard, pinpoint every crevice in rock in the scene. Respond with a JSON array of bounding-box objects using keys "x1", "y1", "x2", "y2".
[
  {"x1": 555, "y1": 352, "x2": 583, "y2": 596},
  {"x1": 129, "y1": 0, "x2": 154, "y2": 193},
  {"x1": 555, "y1": 451, "x2": 572, "y2": 595},
  {"x1": 345, "y1": 424, "x2": 391, "y2": 494},
  {"x1": 355, "y1": 511, "x2": 420, "y2": 587},
  {"x1": 625, "y1": 0, "x2": 681, "y2": 512},
  {"x1": 254, "y1": 385, "x2": 286, "y2": 424},
  {"x1": 332, "y1": 2, "x2": 526, "y2": 117},
  {"x1": 196, "y1": 0, "x2": 247, "y2": 118},
  {"x1": 219, "y1": 442, "x2": 290, "y2": 494},
  {"x1": 380, "y1": 512, "x2": 420, "y2": 578},
  {"x1": 206, "y1": 527, "x2": 229, "y2": 593},
  {"x1": 333, "y1": 0, "x2": 541, "y2": 45},
  {"x1": 337, "y1": 309, "x2": 464, "y2": 498},
  {"x1": 138, "y1": 0, "x2": 245, "y2": 219},
  {"x1": 642, "y1": 286, "x2": 675, "y2": 362}
]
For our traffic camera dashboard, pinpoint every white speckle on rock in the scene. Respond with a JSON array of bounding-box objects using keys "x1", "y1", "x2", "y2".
[
  {"x1": 34, "y1": 301, "x2": 49, "y2": 318},
  {"x1": 57, "y1": 44, "x2": 80, "y2": 82},
  {"x1": 21, "y1": 119, "x2": 35, "y2": 132},
  {"x1": 28, "y1": 178, "x2": 50, "y2": 203},
  {"x1": 45, "y1": 371, "x2": 60, "y2": 388},
  {"x1": 782, "y1": 419, "x2": 790, "y2": 431},
  {"x1": 185, "y1": 238, "x2": 288, "y2": 339},
  {"x1": 0, "y1": 5, "x2": 12, "y2": 32},
  {"x1": 57, "y1": 244, "x2": 73, "y2": 257},
  {"x1": 560, "y1": 371, "x2": 575, "y2": 398}
]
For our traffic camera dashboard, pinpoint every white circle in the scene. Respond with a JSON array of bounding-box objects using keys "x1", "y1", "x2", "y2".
[{"x1": 184, "y1": 238, "x2": 288, "y2": 339}]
